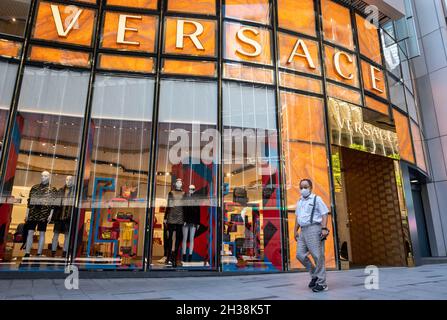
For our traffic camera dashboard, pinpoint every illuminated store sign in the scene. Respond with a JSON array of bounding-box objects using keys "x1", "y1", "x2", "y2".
[
  {"x1": 328, "y1": 98, "x2": 399, "y2": 158},
  {"x1": 33, "y1": 2, "x2": 385, "y2": 94}
]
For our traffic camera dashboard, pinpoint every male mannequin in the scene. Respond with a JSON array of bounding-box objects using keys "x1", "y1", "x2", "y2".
[
  {"x1": 164, "y1": 178, "x2": 185, "y2": 267},
  {"x1": 24, "y1": 171, "x2": 57, "y2": 257},
  {"x1": 51, "y1": 175, "x2": 74, "y2": 258},
  {"x1": 182, "y1": 185, "x2": 200, "y2": 263}
]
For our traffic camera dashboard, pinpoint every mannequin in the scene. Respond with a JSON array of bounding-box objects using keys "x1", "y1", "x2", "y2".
[
  {"x1": 164, "y1": 178, "x2": 185, "y2": 267},
  {"x1": 24, "y1": 171, "x2": 57, "y2": 257},
  {"x1": 51, "y1": 175, "x2": 74, "y2": 258},
  {"x1": 182, "y1": 185, "x2": 200, "y2": 263}
]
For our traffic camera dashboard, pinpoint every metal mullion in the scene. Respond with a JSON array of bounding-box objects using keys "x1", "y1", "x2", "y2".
[
  {"x1": 315, "y1": 0, "x2": 341, "y2": 271},
  {"x1": 216, "y1": 0, "x2": 223, "y2": 273},
  {"x1": 69, "y1": 0, "x2": 104, "y2": 268},
  {"x1": 0, "y1": 33, "x2": 24, "y2": 42},
  {"x1": 44, "y1": 0, "x2": 99, "y2": 10},
  {"x1": 25, "y1": 60, "x2": 91, "y2": 72},
  {"x1": 276, "y1": 27, "x2": 319, "y2": 42},
  {"x1": 28, "y1": 39, "x2": 92, "y2": 52},
  {"x1": 278, "y1": 67, "x2": 323, "y2": 81},
  {"x1": 144, "y1": 0, "x2": 165, "y2": 272},
  {"x1": 349, "y1": 9, "x2": 367, "y2": 110},
  {"x1": 278, "y1": 86, "x2": 324, "y2": 100},
  {"x1": 271, "y1": 0, "x2": 289, "y2": 272}
]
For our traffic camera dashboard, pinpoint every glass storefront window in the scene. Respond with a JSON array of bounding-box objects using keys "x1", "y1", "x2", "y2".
[
  {"x1": 222, "y1": 82, "x2": 283, "y2": 272},
  {"x1": 75, "y1": 75, "x2": 154, "y2": 270},
  {"x1": 0, "y1": 61, "x2": 18, "y2": 155},
  {"x1": 224, "y1": 22, "x2": 272, "y2": 66},
  {"x1": 0, "y1": 0, "x2": 31, "y2": 37},
  {"x1": 106, "y1": 0, "x2": 158, "y2": 10},
  {"x1": 151, "y1": 79, "x2": 218, "y2": 270},
  {"x1": 321, "y1": 0, "x2": 355, "y2": 50},
  {"x1": 0, "y1": 67, "x2": 89, "y2": 270},
  {"x1": 356, "y1": 14, "x2": 382, "y2": 65},
  {"x1": 277, "y1": 0, "x2": 316, "y2": 37},
  {"x1": 280, "y1": 92, "x2": 336, "y2": 269},
  {"x1": 224, "y1": 0, "x2": 271, "y2": 25},
  {"x1": 167, "y1": 0, "x2": 216, "y2": 15}
]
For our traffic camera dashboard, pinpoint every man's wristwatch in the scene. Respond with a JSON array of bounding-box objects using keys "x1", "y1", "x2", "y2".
[{"x1": 322, "y1": 227, "x2": 329, "y2": 232}]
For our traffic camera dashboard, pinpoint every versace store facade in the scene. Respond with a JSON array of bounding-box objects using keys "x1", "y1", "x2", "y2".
[{"x1": 0, "y1": 0, "x2": 429, "y2": 274}]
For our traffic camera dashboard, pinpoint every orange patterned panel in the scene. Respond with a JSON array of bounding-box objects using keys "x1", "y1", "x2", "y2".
[
  {"x1": 225, "y1": 0, "x2": 270, "y2": 25},
  {"x1": 28, "y1": 45, "x2": 90, "y2": 67},
  {"x1": 279, "y1": 72, "x2": 322, "y2": 94},
  {"x1": 393, "y1": 109, "x2": 415, "y2": 163},
  {"x1": 167, "y1": 0, "x2": 216, "y2": 15},
  {"x1": 277, "y1": 0, "x2": 316, "y2": 36},
  {"x1": 162, "y1": 59, "x2": 216, "y2": 77},
  {"x1": 321, "y1": 0, "x2": 355, "y2": 50},
  {"x1": 102, "y1": 12, "x2": 158, "y2": 52},
  {"x1": 326, "y1": 82, "x2": 362, "y2": 105},
  {"x1": 365, "y1": 96, "x2": 389, "y2": 115},
  {"x1": 282, "y1": 141, "x2": 330, "y2": 208},
  {"x1": 324, "y1": 45, "x2": 359, "y2": 87},
  {"x1": 224, "y1": 22, "x2": 272, "y2": 65},
  {"x1": 223, "y1": 63, "x2": 274, "y2": 84},
  {"x1": 278, "y1": 33, "x2": 320, "y2": 75},
  {"x1": 0, "y1": 40, "x2": 21, "y2": 58},
  {"x1": 356, "y1": 14, "x2": 382, "y2": 65},
  {"x1": 411, "y1": 121, "x2": 426, "y2": 172},
  {"x1": 280, "y1": 91, "x2": 325, "y2": 144},
  {"x1": 164, "y1": 17, "x2": 217, "y2": 57},
  {"x1": 33, "y1": 1, "x2": 96, "y2": 47},
  {"x1": 106, "y1": 0, "x2": 158, "y2": 10},
  {"x1": 361, "y1": 60, "x2": 388, "y2": 100},
  {"x1": 99, "y1": 54, "x2": 154, "y2": 73}
]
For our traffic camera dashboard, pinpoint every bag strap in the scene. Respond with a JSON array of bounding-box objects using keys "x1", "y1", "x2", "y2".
[{"x1": 310, "y1": 195, "x2": 318, "y2": 224}]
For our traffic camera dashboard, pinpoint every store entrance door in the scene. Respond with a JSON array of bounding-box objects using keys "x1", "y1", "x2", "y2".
[{"x1": 334, "y1": 147, "x2": 409, "y2": 267}]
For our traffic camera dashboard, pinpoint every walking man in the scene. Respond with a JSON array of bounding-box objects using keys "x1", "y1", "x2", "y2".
[{"x1": 295, "y1": 179, "x2": 330, "y2": 292}]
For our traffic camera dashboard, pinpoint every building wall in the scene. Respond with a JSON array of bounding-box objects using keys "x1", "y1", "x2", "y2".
[{"x1": 410, "y1": 0, "x2": 447, "y2": 256}]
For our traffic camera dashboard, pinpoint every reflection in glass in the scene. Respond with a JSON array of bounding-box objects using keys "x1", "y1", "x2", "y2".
[
  {"x1": 0, "y1": 61, "x2": 18, "y2": 156},
  {"x1": 75, "y1": 75, "x2": 154, "y2": 270},
  {"x1": 222, "y1": 82, "x2": 283, "y2": 272},
  {"x1": 151, "y1": 79, "x2": 218, "y2": 270},
  {"x1": 0, "y1": 0, "x2": 31, "y2": 37},
  {"x1": 0, "y1": 67, "x2": 89, "y2": 271}
]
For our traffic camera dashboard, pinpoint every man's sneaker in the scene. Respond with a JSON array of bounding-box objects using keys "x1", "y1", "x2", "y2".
[
  {"x1": 312, "y1": 284, "x2": 328, "y2": 292},
  {"x1": 308, "y1": 277, "x2": 318, "y2": 288}
]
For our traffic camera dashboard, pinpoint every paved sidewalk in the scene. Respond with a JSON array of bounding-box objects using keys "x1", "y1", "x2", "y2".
[{"x1": 0, "y1": 264, "x2": 446, "y2": 300}]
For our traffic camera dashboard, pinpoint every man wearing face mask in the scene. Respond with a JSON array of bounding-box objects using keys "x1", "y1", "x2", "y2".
[{"x1": 294, "y1": 179, "x2": 330, "y2": 292}]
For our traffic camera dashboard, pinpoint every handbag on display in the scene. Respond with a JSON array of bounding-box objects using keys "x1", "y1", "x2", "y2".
[
  {"x1": 116, "y1": 212, "x2": 133, "y2": 221},
  {"x1": 233, "y1": 187, "x2": 248, "y2": 205},
  {"x1": 13, "y1": 223, "x2": 26, "y2": 243},
  {"x1": 120, "y1": 246, "x2": 132, "y2": 255},
  {"x1": 99, "y1": 226, "x2": 119, "y2": 240}
]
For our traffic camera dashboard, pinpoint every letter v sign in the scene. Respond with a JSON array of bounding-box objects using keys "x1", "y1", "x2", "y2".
[{"x1": 50, "y1": 5, "x2": 83, "y2": 38}]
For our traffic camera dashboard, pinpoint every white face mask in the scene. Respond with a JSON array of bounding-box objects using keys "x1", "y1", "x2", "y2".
[
  {"x1": 300, "y1": 188, "x2": 311, "y2": 198},
  {"x1": 175, "y1": 181, "x2": 183, "y2": 190}
]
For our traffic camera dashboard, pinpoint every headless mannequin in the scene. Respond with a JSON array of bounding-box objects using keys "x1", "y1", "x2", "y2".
[
  {"x1": 51, "y1": 176, "x2": 74, "y2": 258},
  {"x1": 182, "y1": 185, "x2": 200, "y2": 263},
  {"x1": 24, "y1": 171, "x2": 55, "y2": 257},
  {"x1": 164, "y1": 178, "x2": 185, "y2": 267}
]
